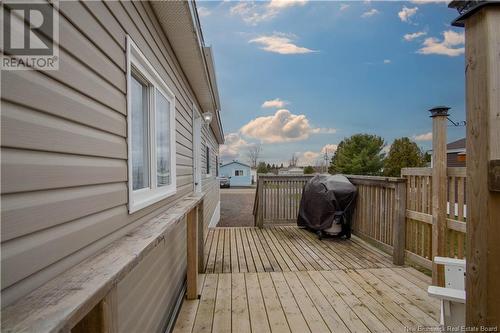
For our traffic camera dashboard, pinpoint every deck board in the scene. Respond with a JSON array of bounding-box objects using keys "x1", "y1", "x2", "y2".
[
  {"x1": 175, "y1": 227, "x2": 439, "y2": 333},
  {"x1": 204, "y1": 227, "x2": 397, "y2": 273}
]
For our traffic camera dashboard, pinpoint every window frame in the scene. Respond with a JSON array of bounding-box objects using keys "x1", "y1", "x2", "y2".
[
  {"x1": 215, "y1": 155, "x2": 219, "y2": 177},
  {"x1": 127, "y1": 36, "x2": 176, "y2": 213},
  {"x1": 205, "y1": 144, "x2": 211, "y2": 176},
  {"x1": 235, "y1": 170, "x2": 244, "y2": 176}
]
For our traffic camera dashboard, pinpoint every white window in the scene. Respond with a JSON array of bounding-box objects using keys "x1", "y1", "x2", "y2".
[
  {"x1": 127, "y1": 37, "x2": 176, "y2": 213},
  {"x1": 235, "y1": 170, "x2": 244, "y2": 176}
]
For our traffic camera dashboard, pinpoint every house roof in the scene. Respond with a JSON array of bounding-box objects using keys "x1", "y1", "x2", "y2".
[
  {"x1": 447, "y1": 138, "x2": 466, "y2": 150},
  {"x1": 150, "y1": 1, "x2": 224, "y2": 144},
  {"x1": 220, "y1": 161, "x2": 251, "y2": 168}
]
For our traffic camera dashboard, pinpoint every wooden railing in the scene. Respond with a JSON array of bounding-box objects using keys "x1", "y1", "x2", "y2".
[
  {"x1": 348, "y1": 175, "x2": 407, "y2": 265},
  {"x1": 1, "y1": 194, "x2": 205, "y2": 332},
  {"x1": 253, "y1": 174, "x2": 313, "y2": 227},
  {"x1": 253, "y1": 174, "x2": 407, "y2": 265},
  {"x1": 402, "y1": 167, "x2": 466, "y2": 269}
]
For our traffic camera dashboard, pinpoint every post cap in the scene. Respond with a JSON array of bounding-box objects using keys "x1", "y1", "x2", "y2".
[
  {"x1": 449, "y1": 1, "x2": 500, "y2": 27},
  {"x1": 429, "y1": 106, "x2": 450, "y2": 118}
]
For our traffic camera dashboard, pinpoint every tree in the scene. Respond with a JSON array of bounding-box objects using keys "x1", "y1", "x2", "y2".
[
  {"x1": 246, "y1": 144, "x2": 262, "y2": 168},
  {"x1": 257, "y1": 162, "x2": 268, "y2": 174},
  {"x1": 383, "y1": 137, "x2": 426, "y2": 176},
  {"x1": 423, "y1": 151, "x2": 431, "y2": 164},
  {"x1": 329, "y1": 134, "x2": 385, "y2": 175},
  {"x1": 303, "y1": 166, "x2": 315, "y2": 174}
]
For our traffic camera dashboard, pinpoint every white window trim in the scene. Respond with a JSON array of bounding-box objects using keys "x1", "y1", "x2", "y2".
[{"x1": 127, "y1": 36, "x2": 176, "y2": 213}]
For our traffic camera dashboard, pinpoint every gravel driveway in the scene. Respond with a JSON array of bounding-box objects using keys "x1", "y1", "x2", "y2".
[{"x1": 218, "y1": 187, "x2": 256, "y2": 227}]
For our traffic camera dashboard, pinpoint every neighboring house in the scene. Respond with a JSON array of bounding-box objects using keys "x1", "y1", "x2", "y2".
[
  {"x1": 251, "y1": 167, "x2": 257, "y2": 184},
  {"x1": 220, "y1": 161, "x2": 252, "y2": 186},
  {"x1": 447, "y1": 138, "x2": 466, "y2": 167},
  {"x1": 1, "y1": 2, "x2": 223, "y2": 332},
  {"x1": 430, "y1": 138, "x2": 466, "y2": 168},
  {"x1": 278, "y1": 167, "x2": 305, "y2": 175}
]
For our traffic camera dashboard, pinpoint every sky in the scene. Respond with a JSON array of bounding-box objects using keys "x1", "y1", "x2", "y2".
[{"x1": 197, "y1": 0, "x2": 466, "y2": 166}]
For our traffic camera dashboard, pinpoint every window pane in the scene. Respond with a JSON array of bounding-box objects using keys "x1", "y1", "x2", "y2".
[
  {"x1": 131, "y1": 75, "x2": 149, "y2": 191},
  {"x1": 156, "y1": 89, "x2": 171, "y2": 187}
]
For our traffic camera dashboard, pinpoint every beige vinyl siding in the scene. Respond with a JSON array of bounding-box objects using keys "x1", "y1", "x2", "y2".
[
  {"x1": 1, "y1": 2, "x2": 220, "y2": 325},
  {"x1": 116, "y1": 220, "x2": 187, "y2": 333},
  {"x1": 201, "y1": 123, "x2": 221, "y2": 231}
]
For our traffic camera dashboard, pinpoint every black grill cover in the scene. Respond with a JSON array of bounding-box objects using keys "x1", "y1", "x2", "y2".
[{"x1": 297, "y1": 174, "x2": 357, "y2": 235}]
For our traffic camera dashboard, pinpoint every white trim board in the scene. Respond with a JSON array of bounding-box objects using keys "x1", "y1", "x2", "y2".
[{"x1": 208, "y1": 201, "x2": 220, "y2": 228}]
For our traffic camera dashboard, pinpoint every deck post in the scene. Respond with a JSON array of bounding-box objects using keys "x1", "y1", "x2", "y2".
[
  {"x1": 449, "y1": 2, "x2": 500, "y2": 326},
  {"x1": 198, "y1": 202, "x2": 204, "y2": 273},
  {"x1": 429, "y1": 106, "x2": 448, "y2": 287},
  {"x1": 71, "y1": 288, "x2": 117, "y2": 333},
  {"x1": 256, "y1": 176, "x2": 264, "y2": 228},
  {"x1": 186, "y1": 206, "x2": 199, "y2": 300},
  {"x1": 392, "y1": 180, "x2": 407, "y2": 265}
]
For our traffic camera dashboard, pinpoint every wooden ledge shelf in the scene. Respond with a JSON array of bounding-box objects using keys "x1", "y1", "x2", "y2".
[{"x1": 1, "y1": 193, "x2": 205, "y2": 333}]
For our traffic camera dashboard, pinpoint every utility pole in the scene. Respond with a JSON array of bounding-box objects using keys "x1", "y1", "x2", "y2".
[{"x1": 323, "y1": 149, "x2": 329, "y2": 173}]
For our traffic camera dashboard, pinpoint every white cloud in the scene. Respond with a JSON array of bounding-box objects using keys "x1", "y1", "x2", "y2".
[
  {"x1": 417, "y1": 30, "x2": 464, "y2": 57},
  {"x1": 230, "y1": 0, "x2": 308, "y2": 25},
  {"x1": 197, "y1": 6, "x2": 211, "y2": 17},
  {"x1": 262, "y1": 98, "x2": 289, "y2": 109},
  {"x1": 312, "y1": 128, "x2": 337, "y2": 134},
  {"x1": 268, "y1": 0, "x2": 308, "y2": 10},
  {"x1": 361, "y1": 9, "x2": 380, "y2": 18},
  {"x1": 298, "y1": 144, "x2": 338, "y2": 166},
  {"x1": 410, "y1": 0, "x2": 447, "y2": 4},
  {"x1": 398, "y1": 6, "x2": 418, "y2": 23},
  {"x1": 340, "y1": 4, "x2": 350, "y2": 11},
  {"x1": 404, "y1": 31, "x2": 427, "y2": 41},
  {"x1": 249, "y1": 34, "x2": 316, "y2": 54},
  {"x1": 321, "y1": 144, "x2": 338, "y2": 154},
  {"x1": 299, "y1": 151, "x2": 321, "y2": 165},
  {"x1": 230, "y1": 2, "x2": 272, "y2": 24},
  {"x1": 220, "y1": 132, "x2": 250, "y2": 160},
  {"x1": 413, "y1": 132, "x2": 432, "y2": 141},
  {"x1": 240, "y1": 109, "x2": 335, "y2": 143},
  {"x1": 383, "y1": 59, "x2": 391, "y2": 64}
]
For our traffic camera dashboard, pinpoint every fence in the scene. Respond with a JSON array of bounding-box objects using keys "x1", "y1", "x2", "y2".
[
  {"x1": 253, "y1": 174, "x2": 313, "y2": 227},
  {"x1": 402, "y1": 167, "x2": 466, "y2": 269},
  {"x1": 348, "y1": 175, "x2": 407, "y2": 265}
]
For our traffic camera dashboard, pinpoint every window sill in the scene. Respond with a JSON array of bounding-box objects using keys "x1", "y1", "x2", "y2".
[{"x1": 129, "y1": 186, "x2": 177, "y2": 214}]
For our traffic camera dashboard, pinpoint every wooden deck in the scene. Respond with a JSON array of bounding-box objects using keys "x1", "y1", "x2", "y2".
[{"x1": 174, "y1": 227, "x2": 440, "y2": 333}]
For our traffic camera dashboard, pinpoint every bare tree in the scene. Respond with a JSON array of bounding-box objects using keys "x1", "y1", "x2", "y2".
[
  {"x1": 289, "y1": 153, "x2": 298, "y2": 167},
  {"x1": 246, "y1": 144, "x2": 262, "y2": 168}
]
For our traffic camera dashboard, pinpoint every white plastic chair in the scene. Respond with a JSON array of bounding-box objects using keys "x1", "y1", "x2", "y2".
[{"x1": 427, "y1": 257, "x2": 466, "y2": 330}]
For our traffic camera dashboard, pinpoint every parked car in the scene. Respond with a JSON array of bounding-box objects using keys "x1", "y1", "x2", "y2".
[{"x1": 219, "y1": 177, "x2": 230, "y2": 188}]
